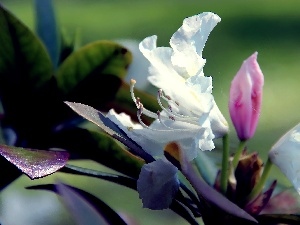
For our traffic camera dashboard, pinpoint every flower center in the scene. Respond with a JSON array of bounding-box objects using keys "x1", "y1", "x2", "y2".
[{"x1": 130, "y1": 79, "x2": 199, "y2": 130}]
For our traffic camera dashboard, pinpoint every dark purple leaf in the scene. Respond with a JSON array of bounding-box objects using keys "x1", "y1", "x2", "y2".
[
  {"x1": 53, "y1": 127, "x2": 145, "y2": 178},
  {"x1": 65, "y1": 101, "x2": 124, "y2": 136},
  {"x1": 28, "y1": 183, "x2": 128, "y2": 225},
  {"x1": 59, "y1": 164, "x2": 200, "y2": 224},
  {"x1": 169, "y1": 200, "x2": 199, "y2": 225},
  {"x1": 244, "y1": 180, "x2": 277, "y2": 215},
  {"x1": 183, "y1": 160, "x2": 257, "y2": 223},
  {"x1": 65, "y1": 101, "x2": 154, "y2": 162},
  {"x1": 56, "y1": 183, "x2": 120, "y2": 225},
  {"x1": 60, "y1": 164, "x2": 137, "y2": 190},
  {"x1": 164, "y1": 142, "x2": 258, "y2": 223},
  {"x1": 0, "y1": 144, "x2": 69, "y2": 179}
]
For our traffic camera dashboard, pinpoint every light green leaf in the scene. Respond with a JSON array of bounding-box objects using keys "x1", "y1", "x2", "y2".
[{"x1": 56, "y1": 40, "x2": 132, "y2": 95}]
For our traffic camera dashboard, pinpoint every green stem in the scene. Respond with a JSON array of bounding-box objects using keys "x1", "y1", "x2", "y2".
[
  {"x1": 232, "y1": 140, "x2": 247, "y2": 168},
  {"x1": 220, "y1": 134, "x2": 229, "y2": 194},
  {"x1": 246, "y1": 157, "x2": 273, "y2": 202}
]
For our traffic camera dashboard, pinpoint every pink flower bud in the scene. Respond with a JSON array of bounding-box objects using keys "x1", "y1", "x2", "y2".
[{"x1": 229, "y1": 52, "x2": 264, "y2": 141}]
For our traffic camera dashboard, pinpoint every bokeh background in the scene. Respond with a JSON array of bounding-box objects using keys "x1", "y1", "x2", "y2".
[{"x1": 0, "y1": 0, "x2": 300, "y2": 224}]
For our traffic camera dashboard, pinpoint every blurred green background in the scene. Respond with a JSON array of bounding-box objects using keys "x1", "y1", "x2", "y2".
[{"x1": 0, "y1": 0, "x2": 300, "y2": 224}]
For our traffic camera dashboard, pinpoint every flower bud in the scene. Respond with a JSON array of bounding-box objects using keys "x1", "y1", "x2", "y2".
[
  {"x1": 229, "y1": 52, "x2": 264, "y2": 141},
  {"x1": 269, "y1": 123, "x2": 300, "y2": 194}
]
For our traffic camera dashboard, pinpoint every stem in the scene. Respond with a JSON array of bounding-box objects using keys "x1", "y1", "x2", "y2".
[
  {"x1": 220, "y1": 134, "x2": 229, "y2": 195},
  {"x1": 232, "y1": 140, "x2": 247, "y2": 168},
  {"x1": 246, "y1": 157, "x2": 273, "y2": 202}
]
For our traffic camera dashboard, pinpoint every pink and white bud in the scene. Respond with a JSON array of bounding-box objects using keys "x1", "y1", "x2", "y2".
[
  {"x1": 229, "y1": 52, "x2": 264, "y2": 141},
  {"x1": 269, "y1": 123, "x2": 300, "y2": 194}
]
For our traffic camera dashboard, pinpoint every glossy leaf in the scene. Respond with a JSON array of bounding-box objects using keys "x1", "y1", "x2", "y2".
[
  {"x1": 56, "y1": 41, "x2": 132, "y2": 107},
  {"x1": 0, "y1": 144, "x2": 69, "y2": 179},
  {"x1": 35, "y1": 0, "x2": 59, "y2": 67},
  {"x1": 65, "y1": 101, "x2": 154, "y2": 163},
  {"x1": 0, "y1": 4, "x2": 53, "y2": 90}
]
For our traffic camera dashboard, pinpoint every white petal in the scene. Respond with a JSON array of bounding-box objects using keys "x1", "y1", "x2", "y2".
[
  {"x1": 198, "y1": 114, "x2": 215, "y2": 151},
  {"x1": 186, "y1": 75, "x2": 213, "y2": 94},
  {"x1": 209, "y1": 101, "x2": 229, "y2": 137},
  {"x1": 170, "y1": 12, "x2": 221, "y2": 77},
  {"x1": 269, "y1": 123, "x2": 300, "y2": 194},
  {"x1": 139, "y1": 36, "x2": 182, "y2": 83}
]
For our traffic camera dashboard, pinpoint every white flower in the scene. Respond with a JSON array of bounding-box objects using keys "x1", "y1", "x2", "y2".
[
  {"x1": 107, "y1": 12, "x2": 229, "y2": 209},
  {"x1": 128, "y1": 12, "x2": 228, "y2": 159},
  {"x1": 140, "y1": 12, "x2": 228, "y2": 136},
  {"x1": 269, "y1": 123, "x2": 300, "y2": 194},
  {"x1": 112, "y1": 12, "x2": 230, "y2": 159}
]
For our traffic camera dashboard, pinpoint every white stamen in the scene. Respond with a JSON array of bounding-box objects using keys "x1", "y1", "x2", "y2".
[
  {"x1": 157, "y1": 89, "x2": 198, "y2": 122},
  {"x1": 137, "y1": 105, "x2": 150, "y2": 128},
  {"x1": 157, "y1": 111, "x2": 172, "y2": 129},
  {"x1": 130, "y1": 79, "x2": 138, "y2": 107},
  {"x1": 130, "y1": 80, "x2": 158, "y2": 119},
  {"x1": 131, "y1": 80, "x2": 202, "y2": 130}
]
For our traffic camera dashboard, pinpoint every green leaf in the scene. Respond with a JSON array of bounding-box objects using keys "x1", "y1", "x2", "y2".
[
  {"x1": 0, "y1": 144, "x2": 69, "y2": 179},
  {"x1": 0, "y1": 4, "x2": 53, "y2": 91},
  {"x1": 0, "y1": 5, "x2": 56, "y2": 136},
  {"x1": 35, "y1": 0, "x2": 60, "y2": 67},
  {"x1": 52, "y1": 126, "x2": 145, "y2": 178},
  {"x1": 58, "y1": 27, "x2": 74, "y2": 65},
  {"x1": 56, "y1": 41, "x2": 132, "y2": 106}
]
